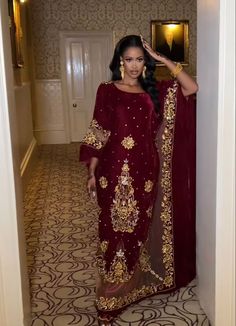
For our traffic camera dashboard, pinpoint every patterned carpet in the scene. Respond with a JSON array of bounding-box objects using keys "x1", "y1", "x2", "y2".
[{"x1": 24, "y1": 144, "x2": 210, "y2": 326}]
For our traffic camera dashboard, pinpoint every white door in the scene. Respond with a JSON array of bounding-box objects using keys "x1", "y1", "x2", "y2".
[{"x1": 61, "y1": 32, "x2": 113, "y2": 142}]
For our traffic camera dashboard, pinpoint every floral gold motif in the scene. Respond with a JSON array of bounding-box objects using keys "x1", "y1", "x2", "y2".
[
  {"x1": 97, "y1": 248, "x2": 132, "y2": 284},
  {"x1": 144, "y1": 180, "x2": 153, "y2": 192},
  {"x1": 99, "y1": 176, "x2": 108, "y2": 189},
  {"x1": 100, "y1": 240, "x2": 108, "y2": 253},
  {"x1": 105, "y1": 249, "x2": 132, "y2": 283},
  {"x1": 111, "y1": 159, "x2": 139, "y2": 233},
  {"x1": 82, "y1": 119, "x2": 111, "y2": 150},
  {"x1": 121, "y1": 135, "x2": 135, "y2": 150},
  {"x1": 163, "y1": 275, "x2": 174, "y2": 287}
]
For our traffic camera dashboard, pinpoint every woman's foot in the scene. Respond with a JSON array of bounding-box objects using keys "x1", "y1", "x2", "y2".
[
  {"x1": 98, "y1": 320, "x2": 112, "y2": 326},
  {"x1": 97, "y1": 315, "x2": 113, "y2": 325}
]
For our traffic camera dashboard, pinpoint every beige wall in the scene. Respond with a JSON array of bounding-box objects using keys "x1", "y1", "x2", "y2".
[
  {"x1": 0, "y1": 0, "x2": 31, "y2": 324},
  {"x1": 29, "y1": 0, "x2": 197, "y2": 79},
  {"x1": 15, "y1": 84, "x2": 34, "y2": 161}
]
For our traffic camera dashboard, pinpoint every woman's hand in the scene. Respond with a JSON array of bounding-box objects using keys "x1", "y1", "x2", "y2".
[
  {"x1": 87, "y1": 157, "x2": 98, "y2": 200},
  {"x1": 87, "y1": 175, "x2": 97, "y2": 200},
  {"x1": 140, "y1": 35, "x2": 167, "y2": 63}
]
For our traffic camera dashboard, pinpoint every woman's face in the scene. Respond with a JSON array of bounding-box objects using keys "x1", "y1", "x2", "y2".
[{"x1": 121, "y1": 46, "x2": 145, "y2": 79}]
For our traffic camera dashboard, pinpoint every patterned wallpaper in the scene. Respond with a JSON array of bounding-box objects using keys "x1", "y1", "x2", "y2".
[{"x1": 29, "y1": 0, "x2": 196, "y2": 79}]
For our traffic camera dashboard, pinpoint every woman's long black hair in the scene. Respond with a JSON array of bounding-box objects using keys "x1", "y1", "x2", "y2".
[{"x1": 109, "y1": 35, "x2": 159, "y2": 113}]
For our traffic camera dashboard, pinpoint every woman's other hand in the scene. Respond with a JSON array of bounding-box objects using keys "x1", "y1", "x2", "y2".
[{"x1": 87, "y1": 175, "x2": 97, "y2": 200}]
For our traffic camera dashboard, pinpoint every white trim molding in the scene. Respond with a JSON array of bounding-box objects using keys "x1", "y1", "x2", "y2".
[
  {"x1": 215, "y1": 0, "x2": 235, "y2": 325},
  {"x1": 20, "y1": 137, "x2": 37, "y2": 177},
  {"x1": 20, "y1": 137, "x2": 38, "y2": 194}
]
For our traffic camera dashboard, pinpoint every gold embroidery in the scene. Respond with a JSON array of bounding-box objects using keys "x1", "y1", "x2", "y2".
[
  {"x1": 121, "y1": 135, "x2": 135, "y2": 150},
  {"x1": 99, "y1": 176, "x2": 108, "y2": 189},
  {"x1": 82, "y1": 119, "x2": 111, "y2": 149},
  {"x1": 96, "y1": 254, "x2": 106, "y2": 277},
  {"x1": 105, "y1": 249, "x2": 132, "y2": 283},
  {"x1": 96, "y1": 284, "x2": 158, "y2": 311},
  {"x1": 139, "y1": 247, "x2": 163, "y2": 281},
  {"x1": 111, "y1": 160, "x2": 139, "y2": 233},
  {"x1": 97, "y1": 245, "x2": 132, "y2": 284},
  {"x1": 163, "y1": 275, "x2": 174, "y2": 287},
  {"x1": 100, "y1": 241, "x2": 108, "y2": 253},
  {"x1": 146, "y1": 206, "x2": 153, "y2": 218},
  {"x1": 158, "y1": 80, "x2": 178, "y2": 288},
  {"x1": 144, "y1": 180, "x2": 153, "y2": 192}
]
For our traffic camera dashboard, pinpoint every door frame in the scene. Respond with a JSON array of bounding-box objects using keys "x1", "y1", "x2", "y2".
[
  {"x1": 59, "y1": 31, "x2": 114, "y2": 143},
  {"x1": 197, "y1": 0, "x2": 235, "y2": 324}
]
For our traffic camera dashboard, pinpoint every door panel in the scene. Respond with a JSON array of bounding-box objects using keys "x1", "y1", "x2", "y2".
[
  {"x1": 71, "y1": 42, "x2": 84, "y2": 98},
  {"x1": 64, "y1": 33, "x2": 112, "y2": 142},
  {"x1": 69, "y1": 41, "x2": 87, "y2": 141}
]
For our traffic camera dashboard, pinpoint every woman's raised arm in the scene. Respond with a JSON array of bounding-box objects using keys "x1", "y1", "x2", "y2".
[{"x1": 140, "y1": 35, "x2": 199, "y2": 97}]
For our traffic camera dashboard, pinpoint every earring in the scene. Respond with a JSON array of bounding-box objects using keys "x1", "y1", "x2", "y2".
[
  {"x1": 142, "y1": 66, "x2": 146, "y2": 79},
  {"x1": 120, "y1": 60, "x2": 124, "y2": 79}
]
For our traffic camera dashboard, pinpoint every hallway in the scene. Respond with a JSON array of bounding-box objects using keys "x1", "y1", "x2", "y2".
[{"x1": 24, "y1": 144, "x2": 209, "y2": 326}]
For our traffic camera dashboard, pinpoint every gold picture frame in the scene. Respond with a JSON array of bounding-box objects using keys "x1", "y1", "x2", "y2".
[
  {"x1": 8, "y1": 0, "x2": 24, "y2": 68},
  {"x1": 151, "y1": 20, "x2": 189, "y2": 65}
]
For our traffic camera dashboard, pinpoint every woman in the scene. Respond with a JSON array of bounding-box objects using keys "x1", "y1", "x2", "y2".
[{"x1": 80, "y1": 35, "x2": 198, "y2": 325}]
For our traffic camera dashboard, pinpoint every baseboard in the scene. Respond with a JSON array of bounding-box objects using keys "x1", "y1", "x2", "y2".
[
  {"x1": 20, "y1": 137, "x2": 38, "y2": 194},
  {"x1": 34, "y1": 129, "x2": 69, "y2": 144}
]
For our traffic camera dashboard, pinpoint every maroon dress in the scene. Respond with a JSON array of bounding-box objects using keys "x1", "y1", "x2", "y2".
[{"x1": 80, "y1": 80, "x2": 196, "y2": 320}]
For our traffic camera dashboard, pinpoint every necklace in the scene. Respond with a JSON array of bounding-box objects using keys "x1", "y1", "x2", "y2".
[{"x1": 116, "y1": 82, "x2": 140, "y2": 87}]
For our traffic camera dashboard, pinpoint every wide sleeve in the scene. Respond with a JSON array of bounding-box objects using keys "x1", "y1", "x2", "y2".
[{"x1": 79, "y1": 83, "x2": 111, "y2": 164}]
